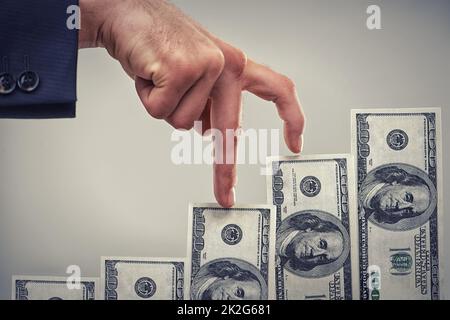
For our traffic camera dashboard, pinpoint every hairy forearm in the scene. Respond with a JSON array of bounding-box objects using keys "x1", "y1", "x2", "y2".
[
  {"x1": 78, "y1": 0, "x2": 108, "y2": 48},
  {"x1": 78, "y1": 0, "x2": 167, "y2": 49}
]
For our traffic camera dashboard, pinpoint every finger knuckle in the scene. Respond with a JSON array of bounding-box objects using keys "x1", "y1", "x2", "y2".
[
  {"x1": 144, "y1": 97, "x2": 173, "y2": 119},
  {"x1": 223, "y1": 47, "x2": 247, "y2": 78},
  {"x1": 204, "y1": 49, "x2": 225, "y2": 78},
  {"x1": 144, "y1": 99, "x2": 171, "y2": 119},
  {"x1": 168, "y1": 54, "x2": 200, "y2": 84},
  {"x1": 179, "y1": 65, "x2": 201, "y2": 85},
  {"x1": 167, "y1": 52, "x2": 189, "y2": 67},
  {"x1": 233, "y1": 49, "x2": 247, "y2": 78},
  {"x1": 144, "y1": 62, "x2": 160, "y2": 79},
  {"x1": 281, "y1": 76, "x2": 296, "y2": 95}
]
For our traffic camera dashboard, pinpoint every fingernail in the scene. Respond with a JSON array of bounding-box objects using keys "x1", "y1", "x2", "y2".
[
  {"x1": 299, "y1": 134, "x2": 304, "y2": 153},
  {"x1": 228, "y1": 188, "x2": 236, "y2": 206}
]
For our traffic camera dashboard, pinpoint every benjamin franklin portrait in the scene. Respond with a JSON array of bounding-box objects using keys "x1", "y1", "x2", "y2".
[
  {"x1": 276, "y1": 210, "x2": 350, "y2": 278},
  {"x1": 190, "y1": 258, "x2": 267, "y2": 300},
  {"x1": 359, "y1": 164, "x2": 437, "y2": 231}
]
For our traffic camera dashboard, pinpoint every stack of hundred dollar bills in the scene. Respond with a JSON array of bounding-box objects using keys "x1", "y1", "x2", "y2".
[{"x1": 12, "y1": 108, "x2": 443, "y2": 300}]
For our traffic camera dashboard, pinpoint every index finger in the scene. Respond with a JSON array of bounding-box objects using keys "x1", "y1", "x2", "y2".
[
  {"x1": 210, "y1": 77, "x2": 242, "y2": 208},
  {"x1": 242, "y1": 60, "x2": 305, "y2": 153}
]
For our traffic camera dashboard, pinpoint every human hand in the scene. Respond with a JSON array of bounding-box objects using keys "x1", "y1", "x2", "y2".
[{"x1": 79, "y1": 0, "x2": 305, "y2": 207}]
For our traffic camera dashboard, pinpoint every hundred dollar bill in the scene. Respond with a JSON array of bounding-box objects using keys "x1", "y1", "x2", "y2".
[
  {"x1": 12, "y1": 276, "x2": 98, "y2": 300},
  {"x1": 101, "y1": 257, "x2": 185, "y2": 300},
  {"x1": 186, "y1": 204, "x2": 276, "y2": 300},
  {"x1": 267, "y1": 155, "x2": 359, "y2": 300},
  {"x1": 351, "y1": 108, "x2": 443, "y2": 300}
]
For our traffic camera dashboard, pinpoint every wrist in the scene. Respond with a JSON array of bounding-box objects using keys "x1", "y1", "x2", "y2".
[{"x1": 78, "y1": 0, "x2": 107, "y2": 48}]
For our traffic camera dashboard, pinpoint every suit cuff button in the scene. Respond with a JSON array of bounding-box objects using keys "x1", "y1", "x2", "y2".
[
  {"x1": 18, "y1": 71, "x2": 40, "y2": 93},
  {"x1": 0, "y1": 73, "x2": 16, "y2": 95}
]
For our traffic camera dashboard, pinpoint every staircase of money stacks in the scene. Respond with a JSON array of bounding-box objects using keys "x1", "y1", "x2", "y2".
[{"x1": 12, "y1": 108, "x2": 443, "y2": 300}]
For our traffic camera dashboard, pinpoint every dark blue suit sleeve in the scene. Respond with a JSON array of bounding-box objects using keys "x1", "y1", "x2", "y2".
[{"x1": 0, "y1": 0, "x2": 79, "y2": 118}]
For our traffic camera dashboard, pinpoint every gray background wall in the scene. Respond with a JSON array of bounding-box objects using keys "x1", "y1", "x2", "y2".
[{"x1": 0, "y1": 0, "x2": 448, "y2": 299}]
